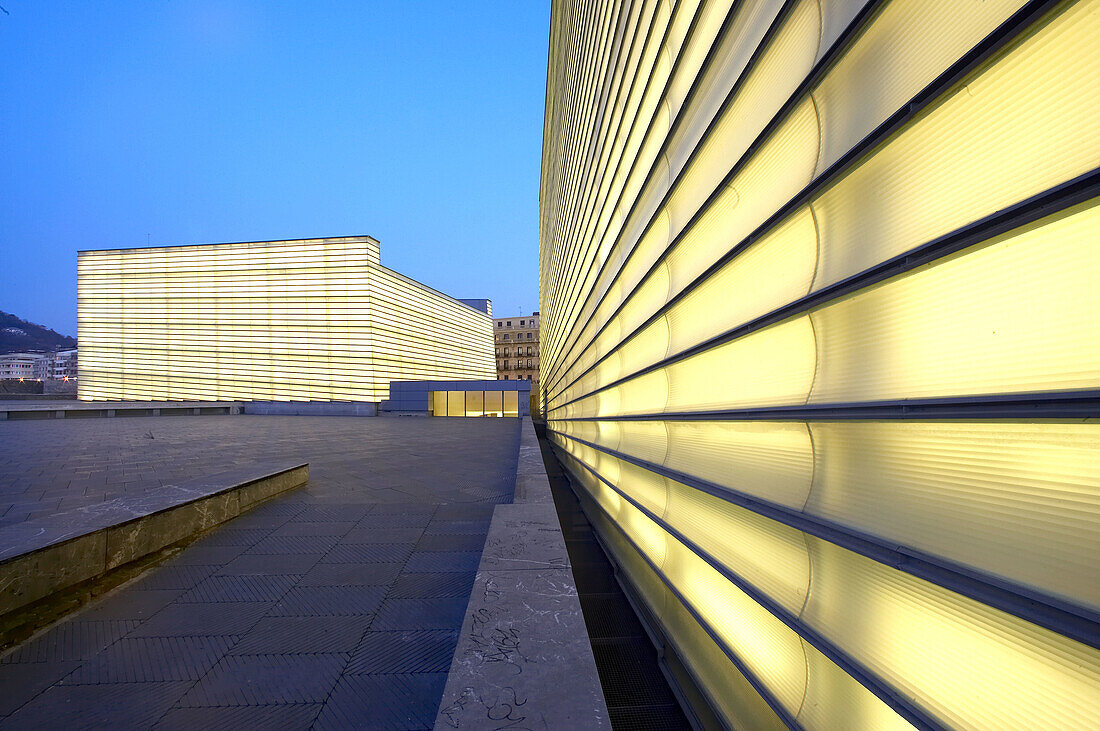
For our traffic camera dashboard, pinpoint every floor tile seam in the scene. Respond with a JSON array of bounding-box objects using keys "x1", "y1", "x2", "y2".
[
  {"x1": 224, "y1": 650, "x2": 353, "y2": 659},
  {"x1": 170, "y1": 699, "x2": 329, "y2": 709},
  {"x1": 0, "y1": 662, "x2": 83, "y2": 720},
  {"x1": 153, "y1": 634, "x2": 306, "y2": 720},
  {"x1": 143, "y1": 601, "x2": 266, "y2": 721},
  {"x1": 313, "y1": 510, "x2": 431, "y2": 717}
]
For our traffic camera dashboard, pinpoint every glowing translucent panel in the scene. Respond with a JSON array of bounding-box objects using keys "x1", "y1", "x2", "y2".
[
  {"x1": 810, "y1": 0, "x2": 1100, "y2": 290},
  {"x1": 541, "y1": 0, "x2": 1099, "y2": 726},
  {"x1": 808, "y1": 201, "x2": 1100, "y2": 402},
  {"x1": 560, "y1": 435, "x2": 1100, "y2": 729},
  {"x1": 465, "y1": 390, "x2": 484, "y2": 417},
  {"x1": 562, "y1": 417, "x2": 1100, "y2": 616},
  {"x1": 554, "y1": 199, "x2": 1100, "y2": 418},
  {"x1": 503, "y1": 390, "x2": 519, "y2": 417},
  {"x1": 77, "y1": 237, "x2": 494, "y2": 401},
  {"x1": 545, "y1": 0, "x2": 1080, "y2": 404}
]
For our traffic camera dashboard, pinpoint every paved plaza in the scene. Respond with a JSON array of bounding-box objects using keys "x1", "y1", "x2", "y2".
[
  {"x1": 0, "y1": 413, "x2": 513, "y2": 527},
  {"x1": 0, "y1": 415, "x2": 520, "y2": 728}
]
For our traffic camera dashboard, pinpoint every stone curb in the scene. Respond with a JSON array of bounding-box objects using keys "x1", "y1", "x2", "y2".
[
  {"x1": 434, "y1": 417, "x2": 608, "y2": 729},
  {"x1": 0, "y1": 462, "x2": 308, "y2": 619}
]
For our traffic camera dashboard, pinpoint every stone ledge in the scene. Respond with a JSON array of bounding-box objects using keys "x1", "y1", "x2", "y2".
[
  {"x1": 0, "y1": 401, "x2": 243, "y2": 419},
  {"x1": 242, "y1": 401, "x2": 377, "y2": 417},
  {"x1": 513, "y1": 418, "x2": 554, "y2": 504},
  {"x1": 435, "y1": 418, "x2": 608, "y2": 729},
  {"x1": 0, "y1": 462, "x2": 308, "y2": 619}
]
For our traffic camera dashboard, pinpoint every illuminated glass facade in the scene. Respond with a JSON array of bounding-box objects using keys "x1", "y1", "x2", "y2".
[
  {"x1": 428, "y1": 390, "x2": 520, "y2": 418},
  {"x1": 78, "y1": 236, "x2": 495, "y2": 401},
  {"x1": 540, "y1": 0, "x2": 1099, "y2": 728}
]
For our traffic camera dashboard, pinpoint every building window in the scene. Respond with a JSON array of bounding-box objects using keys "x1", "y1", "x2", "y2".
[
  {"x1": 497, "y1": 322, "x2": 502, "y2": 328},
  {"x1": 503, "y1": 334, "x2": 509, "y2": 340},
  {"x1": 507, "y1": 321, "x2": 512, "y2": 327},
  {"x1": 526, "y1": 332, "x2": 532, "y2": 339}
]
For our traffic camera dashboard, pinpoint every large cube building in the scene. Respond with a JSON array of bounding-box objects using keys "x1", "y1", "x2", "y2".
[
  {"x1": 78, "y1": 236, "x2": 495, "y2": 401},
  {"x1": 540, "y1": 1, "x2": 1099, "y2": 728}
]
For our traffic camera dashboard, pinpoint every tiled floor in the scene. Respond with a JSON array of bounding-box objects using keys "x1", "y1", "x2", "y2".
[
  {"x1": 0, "y1": 414, "x2": 512, "y2": 526},
  {"x1": 0, "y1": 415, "x2": 519, "y2": 729}
]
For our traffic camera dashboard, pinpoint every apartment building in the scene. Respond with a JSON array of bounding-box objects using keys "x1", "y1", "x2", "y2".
[
  {"x1": 32, "y1": 349, "x2": 78, "y2": 381},
  {"x1": 540, "y1": 1, "x2": 1099, "y2": 728},
  {"x1": 493, "y1": 312, "x2": 539, "y2": 385}
]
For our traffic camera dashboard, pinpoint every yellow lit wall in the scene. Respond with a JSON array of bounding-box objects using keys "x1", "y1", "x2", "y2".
[
  {"x1": 78, "y1": 236, "x2": 495, "y2": 401},
  {"x1": 540, "y1": 0, "x2": 1099, "y2": 727}
]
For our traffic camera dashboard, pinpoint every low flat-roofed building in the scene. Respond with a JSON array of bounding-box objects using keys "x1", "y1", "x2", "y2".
[
  {"x1": 77, "y1": 236, "x2": 495, "y2": 401},
  {"x1": 0, "y1": 353, "x2": 43, "y2": 380}
]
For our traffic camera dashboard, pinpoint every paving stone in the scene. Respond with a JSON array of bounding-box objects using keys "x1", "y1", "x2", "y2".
[
  {"x1": 162, "y1": 545, "x2": 250, "y2": 566},
  {"x1": 215, "y1": 552, "x2": 323, "y2": 576},
  {"x1": 269, "y1": 586, "x2": 386, "y2": 617},
  {"x1": 340, "y1": 527, "x2": 424, "y2": 544},
  {"x1": 153, "y1": 703, "x2": 323, "y2": 730},
  {"x1": 177, "y1": 574, "x2": 298, "y2": 603},
  {"x1": 77, "y1": 589, "x2": 184, "y2": 621},
  {"x1": 1, "y1": 620, "x2": 139, "y2": 664},
  {"x1": 297, "y1": 562, "x2": 403, "y2": 587},
  {"x1": 247, "y1": 534, "x2": 341, "y2": 554},
  {"x1": 134, "y1": 564, "x2": 219, "y2": 590},
  {"x1": 0, "y1": 660, "x2": 80, "y2": 716},
  {"x1": 128, "y1": 602, "x2": 272, "y2": 637},
  {"x1": 223, "y1": 507, "x2": 294, "y2": 526},
  {"x1": 433, "y1": 504, "x2": 496, "y2": 520},
  {"x1": 372, "y1": 598, "x2": 469, "y2": 631},
  {"x1": 415, "y1": 533, "x2": 487, "y2": 551},
  {"x1": 291, "y1": 504, "x2": 374, "y2": 523},
  {"x1": 229, "y1": 615, "x2": 374, "y2": 655},
  {"x1": 270, "y1": 521, "x2": 355, "y2": 537},
  {"x1": 60, "y1": 636, "x2": 235, "y2": 683},
  {"x1": 322, "y1": 543, "x2": 414, "y2": 564},
  {"x1": 389, "y1": 572, "x2": 476, "y2": 599},
  {"x1": 189, "y1": 528, "x2": 274, "y2": 547},
  {"x1": 176, "y1": 653, "x2": 346, "y2": 706},
  {"x1": 240, "y1": 501, "x2": 307, "y2": 519},
  {"x1": 371, "y1": 503, "x2": 435, "y2": 516},
  {"x1": 355, "y1": 513, "x2": 432, "y2": 529},
  {"x1": 404, "y1": 551, "x2": 482, "y2": 573},
  {"x1": 422, "y1": 519, "x2": 491, "y2": 535},
  {"x1": 313, "y1": 673, "x2": 447, "y2": 730},
  {"x1": 1, "y1": 680, "x2": 192, "y2": 728},
  {"x1": 346, "y1": 630, "x2": 459, "y2": 674}
]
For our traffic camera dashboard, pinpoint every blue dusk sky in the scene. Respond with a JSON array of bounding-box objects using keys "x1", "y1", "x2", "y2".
[{"x1": 0, "y1": 1, "x2": 550, "y2": 336}]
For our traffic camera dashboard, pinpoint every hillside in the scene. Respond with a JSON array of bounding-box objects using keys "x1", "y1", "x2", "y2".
[{"x1": 0, "y1": 311, "x2": 76, "y2": 354}]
